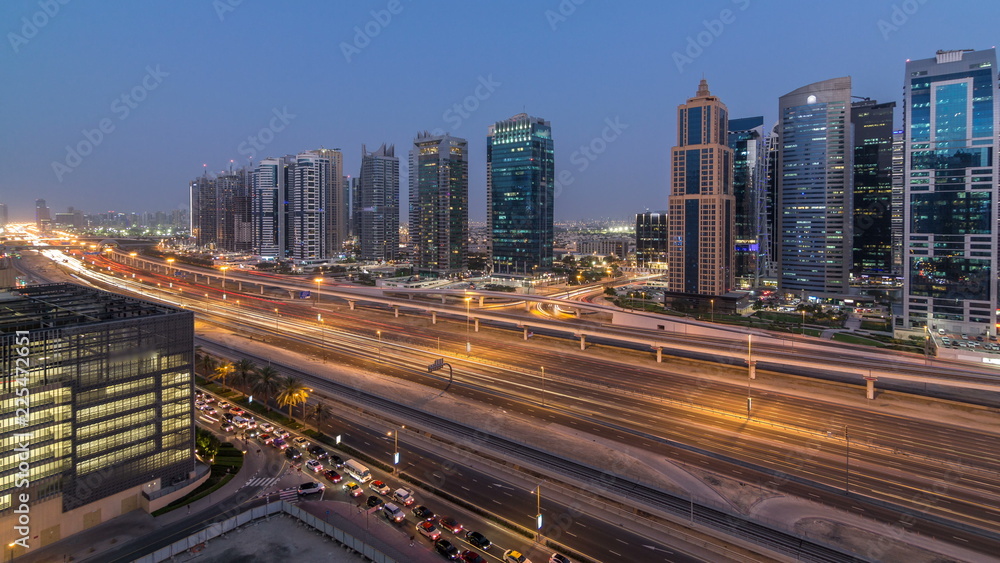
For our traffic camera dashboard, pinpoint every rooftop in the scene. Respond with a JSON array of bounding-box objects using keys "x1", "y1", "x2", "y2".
[{"x1": 0, "y1": 283, "x2": 183, "y2": 332}]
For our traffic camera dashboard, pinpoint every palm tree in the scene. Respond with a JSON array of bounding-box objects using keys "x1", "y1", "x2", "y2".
[
  {"x1": 253, "y1": 365, "x2": 282, "y2": 411},
  {"x1": 276, "y1": 377, "x2": 310, "y2": 419},
  {"x1": 232, "y1": 359, "x2": 257, "y2": 393},
  {"x1": 196, "y1": 354, "x2": 216, "y2": 378},
  {"x1": 310, "y1": 402, "x2": 332, "y2": 432},
  {"x1": 208, "y1": 361, "x2": 234, "y2": 389}
]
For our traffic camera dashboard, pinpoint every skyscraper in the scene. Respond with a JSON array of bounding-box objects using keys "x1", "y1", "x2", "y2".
[
  {"x1": 289, "y1": 151, "x2": 330, "y2": 260},
  {"x1": 667, "y1": 79, "x2": 735, "y2": 296},
  {"x1": 358, "y1": 144, "x2": 400, "y2": 262},
  {"x1": 777, "y1": 77, "x2": 853, "y2": 298},
  {"x1": 890, "y1": 130, "x2": 904, "y2": 276},
  {"x1": 635, "y1": 211, "x2": 668, "y2": 268},
  {"x1": 0, "y1": 203, "x2": 8, "y2": 228},
  {"x1": 851, "y1": 100, "x2": 896, "y2": 278},
  {"x1": 409, "y1": 132, "x2": 469, "y2": 275},
  {"x1": 728, "y1": 116, "x2": 769, "y2": 288},
  {"x1": 902, "y1": 48, "x2": 998, "y2": 335},
  {"x1": 35, "y1": 198, "x2": 50, "y2": 231},
  {"x1": 215, "y1": 167, "x2": 253, "y2": 252},
  {"x1": 312, "y1": 148, "x2": 345, "y2": 256},
  {"x1": 189, "y1": 174, "x2": 218, "y2": 249},
  {"x1": 252, "y1": 156, "x2": 292, "y2": 259},
  {"x1": 487, "y1": 113, "x2": 555, "y2": 274}
]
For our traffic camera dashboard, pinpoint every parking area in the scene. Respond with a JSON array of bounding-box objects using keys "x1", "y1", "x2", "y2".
[{"x1": 934, "y1": 330, "x2": 1000, "y2": 354}]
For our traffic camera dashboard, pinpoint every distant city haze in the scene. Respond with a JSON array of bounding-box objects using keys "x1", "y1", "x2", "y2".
[{"x1": 1, "y1": 0, "x2": 996, "y2": 220}]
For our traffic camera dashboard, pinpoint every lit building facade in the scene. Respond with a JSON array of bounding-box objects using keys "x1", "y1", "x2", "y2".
[
  {"x1": 635, "y1": 211, "x2": 668, "y2": 267},
  {"x1": 487, "y1": 113, "x2": 555, "y2": 274},
  {"x1": 728, "y1": 116, "x2": 769, "y2": 288},
  {"x1": 358, "y1": 144, "x2": 400, "y2": 262},
  {"x1": 777, "y1": 77, "x2": 853, "y2": 298},
  {"x1": 902, "y1": 48, "x2": 998, "y2": 335},
  {"x1": 409, "y1": 132, "x2": 469, "y2": 275},
  {"x1": 667, "y1": 79, "x2": 735, "y2": 295},
  {"x1": 851, "y1": 100, "x2": 896, "y2": 278},
  {"x1": 252, "y1": 156, "x2": 292, "y2": 259}
]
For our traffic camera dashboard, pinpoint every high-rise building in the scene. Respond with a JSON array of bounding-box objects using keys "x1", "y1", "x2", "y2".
[
  {"x1": 35, "y1": 199, "x2": 50, "y2": 231},
  {"x1": 890, "y1": 130, "x2": 904, "y2": 276},
  {"x1": 635, "y1": 211, "x2": 668, "y2": 267},
  {"x1": 728, "y1": 116, "x2": 769, "y2": 288},
  {"x1": 851, "y1": 100, "x2": 896, "y2": 278},
  {"x1": 777, "y1": 77, "x2": 853, "y2": 298},
  {"x1": 189, "y1": 172, "x2": 219, "y2": 249},
  {"x1": 0, "y1": 284, "x2": 196, "y2": 556},
  {"x1": 487, "y1": 113, "x2": 555, "y2": 274},
  {"x1": 409, "y1": 132, "x2": 469, "y2": 275},
  {"x1": 358, "y1": 144, "x2": 400, "y2": 262},
  {"x1": 343, "y1": 175, "x2": 357, "y2": 240},
  {"x1": 763, "y1": 122, "x2": 781, "y2": 281},
  {"x1": 667, "y1": 79, "x2": 735, "y2": 295},
  {"x1": 289, "y1": 151, "x2": 330, "y2": 260},
  {"x1": 902, "y1": 48, "x2": 998, "y2": 335},
  {"x1": 252, "y1": 156, "x2": 292, "y2": 259},
  {"x1": 0, "y1": 203, "x2": 7, "y2": 227},
  {"x1": 311, "y1": 148, "x2": 345, "y2": 257},
  {"x1": 215, "y1": 168, "x2": 253, "y2": 252}
]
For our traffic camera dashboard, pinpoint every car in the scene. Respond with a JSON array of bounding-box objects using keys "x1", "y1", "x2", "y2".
[
  {"x1": 305, "y1": 459, "x2": 323, "y2": 472},
  {"x1": 292, "y1": 436, "x2": 309, "y2": 449},
  {"x1": 220, "y1": 423, "x2": 235, "y2": 433},
  {"x1": 502, "y1": 551, "x2": 531, "y2": 563},
  {"x1": 465, "y1": 531, "x2": 491, "y2": 551},
  {"x1": 231, "y1": 417, "x2": 248, "y2": 428},
  {"x1": 228, "y1": 406, "x2": 244, "y2": 415},
  {"x1": 416, "y1": 521, "x2": 441, "y2": 541},
  {"x1": 272, "y1": 438, "x2": 288, "y2": 450},
  {"x1": 218, "y1": 401, "x2": 231, "y2": 409},
  {"x1": 274, "y1": 429, "x2": 290, "y2": 439},
  {"x1": 259, "y1": 422, "x2": 274, "y2": 432},
  {"x1": 435, "y1": 539, "x2": 460, "y2": 560},
  {"x1": 223, "y1": 412, "x2": 236, "y2": 422},
  {"x1": 297, "y1": 481, "x2": 325, "y2": 495},
  {"x1": 370, "y1": 480, "x2": 391, "y2": 495},
  {"x1": 308, "y1": 445, "x2": 328, "y2": 459},
  {"x1": 257, "y1": 432, "x2": 273, "y2": 443},
  {"x1": 366, "y1": 495, "x2": 384, "y2": 510},
  {"x1": 245, "y1": 428, "x2": 262, "y2": 438},
  {"x1": 243, "y1": 418, "x2": 257, "y2": 429},
  {"x1": 439, "y1": 516, "x2": 463, "y2": 534},
  {"x1": 977, "y1": 336, "x2": 985, "y2": 342},
  {"x1": 938, "y1": 328, "x2": 945, "y2": 335},
  {"x1": 412, "y1": 505, "x2": 435, "y2": 520},
  {"x1": 962, "y1": 333, "x2": 969, "y2": 340},
  {"x1": 323, "y1": 469, "x2": 342, "y2": 483},
  {"x1": 393, "y1": 488, "x2": 415, "y2": 506},
  {"x1": 343, "y1": 481, "x2": 363, "y2": 497},
  {"x1": 549, "y1": 555, "x2": 571, "y2": 563},
  {"x1": 285, "y1": 447, "x2": 302, "y2": 460},
  {"x1": 194, "y1": 400, "x2": 206, "y2": 408},
  {"x1": 329, "y1": 455, "x2": 345, "y2": 468},
  {"x1": 383, "y1": 502, "x2": 405, "y2": 523},
  {"x1": 461, "y1": 552, "x2": 486, "y2": 563},
  {"x1": 202, "y1": 407, "x2": 217, "y2": 416},
  {"x1": 203, "y1": 395, "x2": 215, "y2": 404}
]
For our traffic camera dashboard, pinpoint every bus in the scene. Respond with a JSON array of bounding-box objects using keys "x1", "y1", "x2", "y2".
[{"x1": 344, "y1": 459, "x2": 371, "y2": 483}]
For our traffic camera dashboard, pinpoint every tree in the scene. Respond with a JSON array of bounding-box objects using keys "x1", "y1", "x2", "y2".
[
  {"x1": 253, "y1": 365, "x2": 282, "y2": 410},
  {"x1": 604, "y1": 286, "x2": 617, "y2": 297},
  {"x1": 208, "y1": 361, "x2": 234, "y2": 389},
  {"x1": 196, "y1": 353, "x2": 216, "y2": 378},
  {"x1": 195, "y1": 428, "x2": 221, "y2": 461},
  {"x1": 277, "y1": 377, "x2": 310, "y2": 419},
  {"x1": 232, "y1": 358, "x2": 257, "y2": 393},
  {"x1": 310, "y1": 402, "x2": 332, "y2": 432}
]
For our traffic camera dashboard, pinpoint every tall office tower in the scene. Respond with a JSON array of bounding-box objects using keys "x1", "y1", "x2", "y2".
[
  {"x1": 343, "y1": 175, "x2": 357, "y2": 240},
  {"x1": 728, "y1": 116, "x2": 770, "y2": 288},
  {"x1": 487, "y1": 113, "x2": 555, "y2": 274},
  {"x1": 635, "y1": 211, "x2": 669, "y2": 267},
  {"x1": 0, "y1": 284, "x2": 196, "y2": 557},
  {"x1": 358, "y1": 144, "x2": 400, "y2": 261},
  {"x1": 189, "y1": 174, "x2": 219, "y2": 248},
  {"x1": 667, "y1": 79, "x2": 735, "y2": 295},
  {"x1": 288, "y1": 151, "x2": 329, "y2": 260},
  {"x1": 763, "y1": 122, "x2": 781, "y2": 280},
  {"x1": 253, "y1": 156, "x2": 293, "y2": 259},
  {"x1": 409, "y1": 132, "x2": 469, "y2": 275},
  {"x1": 215, "y1": 168, "x2": 253, "y2": 252},
  {"x1": 311, "y1": 148, "x2": 345, "y2": 256},
  {"x1": 903, "y1": 49, "x2": 998, "y2": 335},
  {"x1": 35, "y1": 198, "x2": 50, "y2": 231},
  {"x1": 890, "y1": 131, "x2": 904, "y2": 276},
  {"x1": 777, "y1": 77, "x2": 853, "y2": 298},
  {"x1": 851, "y1": 100, "x2": 896, "y2": 278},
  {"x1": 349, "y1": 176, "x2": 362, "y2": 239}
]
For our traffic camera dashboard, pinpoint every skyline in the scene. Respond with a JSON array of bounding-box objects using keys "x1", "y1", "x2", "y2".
[{"x1": 3, "y1": 0, "x2": 999, "y2": 221}]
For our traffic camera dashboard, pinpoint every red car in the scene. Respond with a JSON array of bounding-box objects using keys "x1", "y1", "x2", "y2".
[{"x1": 323, "y1": 469, "x2": 342, "y2": 483}]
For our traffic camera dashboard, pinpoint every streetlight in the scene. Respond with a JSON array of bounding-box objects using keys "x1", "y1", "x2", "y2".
[
  {"x1": 220, "y1": 266, "x2": 229, "y2": 299},
  {"x1": 318, "y1": 314, "x2": 325, "y2": 363},
  {"x1": 465, "y1": 297, "x2": 472, "y2": 354},
  {"x1": 129, "y1": 251, "x2": 137, "y2": 267},
  {"x1": 166, "y1": 257, "x2": 175, "y2": 276},
  {"x1": 710, "y1": 299, "x2": 715, "y2": 323},
  {"x1": 377, "y1": 330, "x2": 382, "y2": 362},
  {"x1": 313, "y1": 277, "x2": 325, "y2": 307},
  {"x1": 274, "y1": 308, "x2": 279, "y2": 331},
  {"x1": 389, "y1": 425, "x2": 405, "y2": 474},
  {"x1": 533, "y1": 484, "x2": 543, "y2": 537},
  {"x1": 801, "y1": 309, "x2": 806, "y2": 335},
  {"x1": 8, "y1": 541, "x2": 16, "y2": 563}
]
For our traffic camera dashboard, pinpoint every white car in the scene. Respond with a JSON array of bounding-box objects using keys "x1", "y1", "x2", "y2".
[
  {"x1": 305, "y1": 459, "x2": 323, "y2": 473},
  {"x1": 259, "y1": 422, "x2": 274, "y2": 432},
  {"x1": 292, "y1": 436, "x2": 309, "y2": 449},
  {"x1": 275, "y1": 429, "x2": 290, "y2": 439},
  {"x1": 392, "y1": 488, "x2": 415, "y2": 506},
  {"x1": 218, "y1": 401, "x2": 231, "y2": 409}
]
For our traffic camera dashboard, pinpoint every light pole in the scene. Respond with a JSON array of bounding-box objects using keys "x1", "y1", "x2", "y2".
[
  {"x1": 8, "y1": 541, "x2": 16, "y2": 563},
  {"x1": 129, "y1": 251, "x2": 137, "y2": 268},
  {"x1": 274, "y1": 308, "x2": 279, "y2": 331},
  {"x1": 318, "y1": 314, "x2": 325, "y2": 363},
  {"x1": 389, "y1": 425, "x2": 404, "y2": 474},
  {"x1": 166, "y1": 257, "x2": 175, "y2": 276},
  {"x1": 377, "y1": 330, "x2": 382, "y2": 362},
  {"x1": 533, "y1": 484, "x2": 543, "y2": 539},
  {"x1": 220, "y1": 266, "x2": 228, "y2": 299},
  {"x1": 314, "y1": 277, "x2": 324, "y2": 306},
  {"x1": 747, "y1": 334, "x2": 754, "y2": 419},
  {"x1": 465, "y1": 297, "x2": 472, "y2": 354}
]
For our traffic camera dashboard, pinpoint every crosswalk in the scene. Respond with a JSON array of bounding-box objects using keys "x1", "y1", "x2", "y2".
[{"x1": 241, "y1": 476, "x2": 280, "y2": 490}]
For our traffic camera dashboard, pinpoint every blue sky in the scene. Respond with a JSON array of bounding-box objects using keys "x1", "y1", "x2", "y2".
[{"x1": 2, "y1": 0, "x2": 998, "y2": 222}]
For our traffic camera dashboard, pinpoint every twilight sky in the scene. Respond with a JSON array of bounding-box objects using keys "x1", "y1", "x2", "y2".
[{"x1": 2, "y1": 0, "x2": 998, "y2": 223}]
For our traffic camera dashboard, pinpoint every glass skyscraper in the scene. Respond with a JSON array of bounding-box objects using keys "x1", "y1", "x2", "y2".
[
  {"x1": 851, "y1": 100, "x2": 896, "y2": 278},
  {"x1": 487, "y1": 113, "x2": 555, "y2": 274},
  {"x1": 409, "y1": 132, "x2": 469, "y2": 275},
  {"x1": 902, "y1": 48, "x2": 998, "y2": 335},
  {"x1": 728, "y1": 116, "x2": 768, "y2": 288},
  {"x1": 358, "y1": 143, "x2": 400, "y2": 262},
  {"x1": 777, "y1": 77, "x2": 852, "y2": 298}
]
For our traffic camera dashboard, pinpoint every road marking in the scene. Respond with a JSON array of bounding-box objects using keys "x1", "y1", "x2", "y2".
[
  {"x1": 616, "y1": 538, "x2": 628, "y2": 545},
  {"x1": 609, "y1": 550, "x2": 621, "y2": 557},
  {"x1": 952, "y1": 536, "x2": 968, "y2": 542},
  {"x1": 492, "y1": 500, "x2": 502, "y2": 505}
]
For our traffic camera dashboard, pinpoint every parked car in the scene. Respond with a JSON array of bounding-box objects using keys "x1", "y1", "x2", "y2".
[
  {"x1": 465, "y1": 531, "x2": 491, "y2": 551},
  {"x1": 297, "y1": 481, "x2": 324, "y2": 495}
]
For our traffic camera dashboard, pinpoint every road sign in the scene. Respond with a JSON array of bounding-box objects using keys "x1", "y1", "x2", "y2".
[{"x1": 428, "y1": 359, "x2": 445, "y2": 373}]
